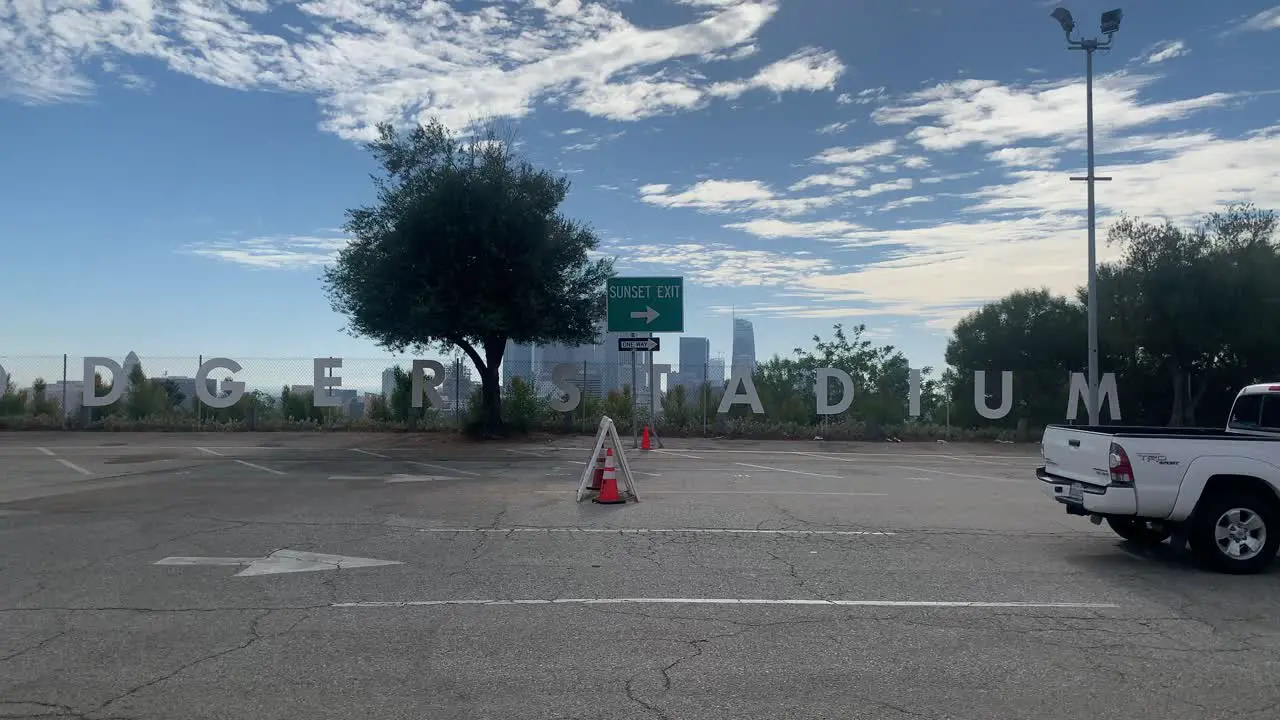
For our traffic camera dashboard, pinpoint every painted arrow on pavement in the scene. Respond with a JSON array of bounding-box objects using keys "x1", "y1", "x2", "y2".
[{"x1": 155, "y1": 550, "x2": 402, "y2": 577}]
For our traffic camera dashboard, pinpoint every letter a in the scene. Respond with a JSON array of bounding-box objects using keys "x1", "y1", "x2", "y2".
[{"x1": 974, "y1": 370, "x2": 1012, "y2": 420}]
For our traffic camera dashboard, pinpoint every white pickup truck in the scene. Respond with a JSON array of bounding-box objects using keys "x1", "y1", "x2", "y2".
[{"x1": 1038, "y1": 382, "x2": 1280, "y2": 574}]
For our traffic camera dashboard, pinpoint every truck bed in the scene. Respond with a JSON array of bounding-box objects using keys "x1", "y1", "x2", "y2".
[{"x1": 1044, "y1": 424, "x2": 1280, "y2": 441}]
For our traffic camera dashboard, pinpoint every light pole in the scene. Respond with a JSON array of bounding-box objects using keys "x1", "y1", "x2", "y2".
[{"x1": 1051, "y1": 6, "x2": 1122, "y2": 426}]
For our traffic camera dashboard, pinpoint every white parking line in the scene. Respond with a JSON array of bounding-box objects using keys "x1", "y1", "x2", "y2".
[
  {"x1": 196, "y1": 447, "x2": 224, "y2": 456},
  {"x1": 734, "y1": 462, "x2": 842, "y2": 479},
  {"x1": 503, "y1": 448, "x2": 546, "y2": 457},
  {"x1": 533, "y1": 490, "x2": 886, "y2": 497},
  {"x1": 35, "y1": 447, "x2": 55, "y2": 457},
  {"x1": 890, "y1": 465, "x2": 1020, "y2": 483},
  {"x1": 351, "y1": 448, "x2": 390, "y2": 459},
  {"x1": 234, "y1": 459, "x2": 286, "y2": 476},
  {"x1": 407, "y1": 461, "x2": 480, "y2": 477},
  {"x1": 334, "y1": 598, "x2": 1119, "y2": 610},
  {"x1": 55, "y1": 459, "x2": 92, "y2": 476},
  {"x1": 412, "y1": 527, "x2": 896, "y2": 536},
  {"x1": 652, "y1": 449, "x2": 704, "y2": 460}
]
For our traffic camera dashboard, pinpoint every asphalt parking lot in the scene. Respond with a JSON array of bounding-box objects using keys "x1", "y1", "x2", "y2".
[{"x1": 2, "y1": 433, "x2": 1278, "y2": 720}]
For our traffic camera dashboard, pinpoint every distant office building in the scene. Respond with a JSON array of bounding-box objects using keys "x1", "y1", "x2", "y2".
[
  {"x1": 731, "y1": 318, "x2": 756, "y2": 375},
  {"x1": 504, "y1": 340, "x2": 536, "y2": 388},
  {"x1": 381, "y1": 368, "x2": 397, "y2": 398},
  {"x1": 709, "y1": 356, "x2": 726, "y2": 388},
  {"x1": 671, "y1": 336, "x2": 711, "y2": 393}
]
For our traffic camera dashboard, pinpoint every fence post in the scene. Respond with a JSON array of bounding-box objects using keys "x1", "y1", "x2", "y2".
[
  {"x1": 455, "y1": 358, "x2": 461, "y2": 431},
  {"x1": 196, "y1": 354, "x2": 203, "y2": 431},
  {"x1": 61, "y1": 354, "x2": 68, "y2": 430}
]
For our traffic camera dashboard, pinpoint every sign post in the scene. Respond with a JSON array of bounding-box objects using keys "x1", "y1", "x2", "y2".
[{"x1": 607, "y1": 277, "x2": 683, "y2": 449}]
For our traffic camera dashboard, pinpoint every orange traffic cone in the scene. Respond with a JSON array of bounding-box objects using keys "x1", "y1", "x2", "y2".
[
  {"x1": 588, "y1": 448, "x2": 608, "y2": 490},
  {"x1": 593, "y1": 451, "x2": 626, "y2": 504},
  {"x1": 641, "y1": 425, "x2": 652, "y2": 450}
]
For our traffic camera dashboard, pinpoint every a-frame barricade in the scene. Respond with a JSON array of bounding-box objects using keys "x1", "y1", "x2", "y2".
[{"x1": 575, "y1": 416, "x2": 639, "y2": 503}]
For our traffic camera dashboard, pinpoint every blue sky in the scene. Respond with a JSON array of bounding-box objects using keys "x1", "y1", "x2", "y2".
[{"x1": 2, "y1": 0, "x2": 1279, "y2": 390}]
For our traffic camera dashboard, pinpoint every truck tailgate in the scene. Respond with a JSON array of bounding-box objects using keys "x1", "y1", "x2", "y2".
[{"x1": 1041, "y1": 426, "x2": 1113, "y2": 486}]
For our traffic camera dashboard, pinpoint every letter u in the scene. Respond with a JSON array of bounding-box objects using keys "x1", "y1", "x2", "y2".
[{"x1": 974, "y1": 371, "x2": 1013, "y2": 420}]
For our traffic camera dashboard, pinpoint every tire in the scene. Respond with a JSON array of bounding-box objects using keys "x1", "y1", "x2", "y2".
[
  {"x1": 1189, "y1": 491, "x2": 1280, "y2": 575},
  {"x1": 1106, "y1": 518, "x2": 1171, "y2": 545}
]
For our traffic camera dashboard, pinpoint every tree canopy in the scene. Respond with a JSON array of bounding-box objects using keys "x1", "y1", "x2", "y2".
[
  {"x1": 944, "y1": 203, "x2": 1280, "y2": 429},
  {"x1": 323, "y1": 119, "x2": 614, "y2": 433}
]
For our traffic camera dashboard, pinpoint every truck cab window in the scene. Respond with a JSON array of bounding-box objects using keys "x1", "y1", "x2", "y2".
[
  {"x1": 1259, "y1": 395, "x2": 1280, "y2": 431},
  {"x1": 1229, "y1": 394, "x2": 1264, "y2": 429}
]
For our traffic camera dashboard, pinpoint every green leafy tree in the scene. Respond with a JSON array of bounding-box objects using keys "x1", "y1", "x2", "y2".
[
  {"x1": 322, "y1": 119, "x2": 614, "y2": 436},
  {"x1": 1097, "y1": 203, "x2": 1279, "y2": 425},
  {"x1": 945, "y1": 289, "x2": 1086, "y2": 429}
]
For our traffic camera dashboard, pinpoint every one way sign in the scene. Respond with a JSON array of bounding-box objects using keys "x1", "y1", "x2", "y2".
[{"x1": 618, "y1": 337, "x2": 660, "y2": 352}]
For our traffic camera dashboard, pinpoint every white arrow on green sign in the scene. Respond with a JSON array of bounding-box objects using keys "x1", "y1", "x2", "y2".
[{"x1": 607, "y1": 277, "x2": 683, "y2": 333}]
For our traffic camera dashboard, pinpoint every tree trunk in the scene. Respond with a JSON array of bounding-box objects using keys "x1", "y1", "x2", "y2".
[
  {"x1": 479, "y1": 368, "x2": 502, "y2": 435},
  {"x1": 1187, "y1": 372, "x2": 1211, "y2": 427}
]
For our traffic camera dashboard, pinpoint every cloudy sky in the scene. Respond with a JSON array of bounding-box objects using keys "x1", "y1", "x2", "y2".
[{"x1": 2, "y1": 0, "x2": 1279, "y2": 383}]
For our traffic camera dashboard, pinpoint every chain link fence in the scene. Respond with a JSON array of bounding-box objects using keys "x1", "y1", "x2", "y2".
[{"x1": 0, "y1": 354, "x2": 1163, "y2": 440}]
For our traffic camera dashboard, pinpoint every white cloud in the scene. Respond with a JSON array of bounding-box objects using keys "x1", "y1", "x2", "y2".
[
  {"x1": 639, "y1": 179, "x2": 836, "y2": 215},
  {"x1": 1240, "y1": 6, "x2": 1280, "y2": 31},
  {"x1": 708, "y1": 47, "x2": 845, "y2": 99},
  {"x1": 878, "y1": 195, "x2": 933, "y2": 212},
  {"x1": 816, "y1": 120, "x2": 853, "y2": 135},
  {"x1": 874, "y1": 74, "x2": 1236, "y2": 151},
  {"x1": 811, "y1": 139, "x2": 898, "y2": 165},
  {"x1": 614, "y1": 242, "x2": 833, "y2": 287},
  {"x1": 724, "y1": 218, "x2": 864, "y2": 240},
  {"x1": 987, "y1": 146, "x2": 1059, "y2": 167},
  {"x1": 0, "y1": 0, "x2": 831, "y2": 140},
  {"x1": 1142, "y1": 40, "x2": 1188, "y2": 65},
  {"x1": 185, "y1": 235, "x2": 350, "y2": 269}
]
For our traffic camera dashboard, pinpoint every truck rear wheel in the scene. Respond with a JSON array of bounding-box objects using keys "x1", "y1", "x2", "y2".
[
  {"x1": 1106, "y1": 518, "x2": 1170, "y2": 545},
  {"x1": 1189, "y1": 491, "x2": 1280, "y2": 575}
]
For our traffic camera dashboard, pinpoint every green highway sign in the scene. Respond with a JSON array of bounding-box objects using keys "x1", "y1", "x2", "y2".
[{"x1": 606, "y1": 276, "x2": 684, "y2": 333}]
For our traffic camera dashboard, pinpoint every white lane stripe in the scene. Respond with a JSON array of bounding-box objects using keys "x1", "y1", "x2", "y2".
[
  {"x1": 534, "y1": 490, "x2": 887, "y2": 497},
  {"x1": 334, "y1": 598, "x2": 1118, "y2": 609},
  {"x1": 407, "y1": 461, "x2": 480, "y2": 476},
  {"x1": 56, "y1": 459, "x2": 92, "y2": 475},
  {"x1": 196, "y1": 447, "x2": 224, "y2": 456},
  {"x1": 653, "y1": 449, "x2": 704, "y2": 460},
  {"x1": 412, "y1": 527, "x2": 895, "y2": 536},
  {"x1": 351, "y1": 448, "x2": 390, "y2": 459},
  {"x1": 35, "y1": 447, "x2": 56, "y2": 456},
  {"x1": 503, "y1": 448, "x2": 546, "y2": 457},
  {"x1": 329, "y1": 475, "x2": 381, "y2": 481},
  {"x1": 890, "y1": 465, "x2": 1019, "y2": 482},
  {"x1": 735, "y1": 462, "x2": 842, "y2": 479},
  {"x1": 234, "y1": 459, "x2": 286, "y2": 476}
]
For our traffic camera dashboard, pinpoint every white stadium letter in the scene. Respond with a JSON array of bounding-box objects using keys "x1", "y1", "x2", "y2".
[
  {"x1": 973, "y1": 370, "x2": 1013, "y2": 420},
  {"x1": 0, "y1": 363, "x2": 7, "y2": 393},
  {"x1": 1066, "y1": 372, "x2": 1121, "y2": 422},
  {"x1": 196, "y1": 358, "x2": 246, "y2": 409},
  {"x1": 718, "y1": 367, "x2": 765, "y2": 414},
  {"x1": 82, "y1": 357, "x2": 126, "y2": 407},
  {"x1": 411, "y1": 359, "x2": 446, "y2": 409},
  {"x1": 814, "y1": 367, "x2": 854, "y2": 415},
  {"x1": 312, "y1": 357, "x2": 344, "y2": 408},
  {"x1": 548, "y1": 363, "x2": 582, "y2": 413},
  {"x1": 649, "y1": 363, "x2": 672, "y2": 404}
]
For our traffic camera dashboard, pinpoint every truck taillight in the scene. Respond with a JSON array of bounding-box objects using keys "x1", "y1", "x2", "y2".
[{"x1": 1109, "y1": 442, "x2": 1134, "y2": 486}]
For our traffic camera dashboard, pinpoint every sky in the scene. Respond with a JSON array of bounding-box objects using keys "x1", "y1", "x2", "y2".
[{"x1": 2, "y1": 0, "x2": 1280, "y2": 391}]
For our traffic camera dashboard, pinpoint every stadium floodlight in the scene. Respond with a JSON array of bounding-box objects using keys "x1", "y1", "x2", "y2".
[
  {"x1": 1050, "y1": 7, "x2": 1076, "y2": 36},
  {"x1": 1100, "y1": 9, "x2": 1123, "y2": 36},
  {"x1": 1048, "y1": 7, "x2": 1124, "y2": 426}
]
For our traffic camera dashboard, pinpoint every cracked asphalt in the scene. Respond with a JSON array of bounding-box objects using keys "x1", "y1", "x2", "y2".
[{"x1": 2, "y1": 433, "x2": 1279, "y2": 720}]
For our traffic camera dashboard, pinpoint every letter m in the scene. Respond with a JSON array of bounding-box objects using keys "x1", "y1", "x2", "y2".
[{"x1": 1066, "y1": 372, "x2": 1121, "y2": 422}]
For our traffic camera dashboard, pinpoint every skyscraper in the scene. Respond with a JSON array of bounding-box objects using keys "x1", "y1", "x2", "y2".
[
  {"x1": 674, "y1": 336, "x2": 711, "y2": 392},
  {"x1": 731, "y1": 318, "x2": 756, "y2": 375}
]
